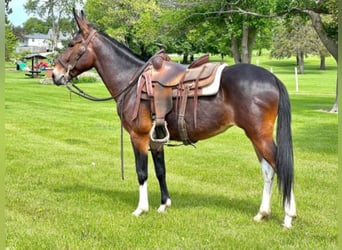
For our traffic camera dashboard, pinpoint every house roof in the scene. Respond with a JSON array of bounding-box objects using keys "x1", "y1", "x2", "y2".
[
  {"x1": 24, "y1": 53, "x2": 47, "y2": 59},
  {"x1": 24, "y1": 30, "x2": 71, "y2": 41},
  {"x1": 25, "y1": 33, "x2": 49, "y2": 39}
]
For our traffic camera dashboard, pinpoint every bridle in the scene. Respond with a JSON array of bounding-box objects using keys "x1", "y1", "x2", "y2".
[
  {"x1": 56, "y1": 29, "x2": 113, "y2": 102},
  {"x1": 57, "y1": 29, "x2": 97, "y2": 79}
]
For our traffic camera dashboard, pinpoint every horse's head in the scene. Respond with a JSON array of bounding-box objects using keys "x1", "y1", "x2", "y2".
[{"x1": 52, "y1": 10, "x2": 97, "y2": 85}]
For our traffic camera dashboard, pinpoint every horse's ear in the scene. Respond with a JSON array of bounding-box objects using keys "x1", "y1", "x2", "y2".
[
  {"x1": 80, "y1": 10, "x2": 86, "y2": 20},
  {"x1": 73, "y1": 8, "x2": 89, "y2": 34}
]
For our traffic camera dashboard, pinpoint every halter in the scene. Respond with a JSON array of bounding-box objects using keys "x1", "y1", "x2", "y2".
[
  {"x1": 57, "y1": 30, "x2": 114, "y2": 102},
  {"x1": 57, "y1": 29, "x2": 97, "y2": 79}
]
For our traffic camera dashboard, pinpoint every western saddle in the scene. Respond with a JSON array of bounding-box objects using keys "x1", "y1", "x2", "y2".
[{"x1": 132, "y1": 50, "x2": 222, "y2": 150}]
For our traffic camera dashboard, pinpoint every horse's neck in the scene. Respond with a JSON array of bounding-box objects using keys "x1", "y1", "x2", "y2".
[{"x1": 93, "y1": 36, "x2": 144, "y2": 100}]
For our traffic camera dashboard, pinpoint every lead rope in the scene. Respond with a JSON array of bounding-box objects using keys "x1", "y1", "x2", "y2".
[{"x1": 118, "y1": 96, "x2": 125, "y2": 180}]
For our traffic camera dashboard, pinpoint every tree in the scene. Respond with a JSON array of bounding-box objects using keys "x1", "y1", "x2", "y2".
[
  {"x1": 5, "y1": 23, "x2": 17, "y2": 60},
  {"x1": 85, "y1": 0, "x2": 160, "y2": 58},
  {"x1": 158, "y1": 0, "x2": 275, "y2": 64},
  {"x1": 5, "y1": 0, "x2": 12, "y2": 15},
  {"x1": 24, "y1": 0, "x2": 84, "y2": 52},
  {"x1": 275, "y1": 0, "x2": 338, "y2": 112},
  {"x1": 5, "y1": 0, "x2": 18, "y2": 61},
  {"x1": 296, "y1": 1, "x2": 338, "y2": 112},
  {"x1": 271, "y1": 17, "x2": 328, "y2": 74},
  {"x1": 23, "y1": 17, "x2": 50, "y2": 34}
]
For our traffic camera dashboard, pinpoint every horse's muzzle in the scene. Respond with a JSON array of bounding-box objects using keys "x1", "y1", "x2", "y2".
[{"x1": 52, "y1": 72, "x2": 68, "y2": 86}]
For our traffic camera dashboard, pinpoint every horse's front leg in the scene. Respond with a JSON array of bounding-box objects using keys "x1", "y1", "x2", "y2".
[
  {"x1": 151, "y1": 148, "x2": 171, "y2": 213},
  {"x1": 131, "y1": 136, "x2": 150, "y2": 216}
]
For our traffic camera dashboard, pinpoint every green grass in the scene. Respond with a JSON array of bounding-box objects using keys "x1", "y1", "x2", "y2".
[{"x1": 5, "y1": 56, "x2": 337, "y2": 249}]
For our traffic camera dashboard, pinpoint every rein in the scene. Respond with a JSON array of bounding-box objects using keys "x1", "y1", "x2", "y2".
[
  {"x1": 66, "y1": 83, "x2": 113, "y2": 101},
  {"x1": 59, "y1": 32, "x2": 168, "y2": 179}
]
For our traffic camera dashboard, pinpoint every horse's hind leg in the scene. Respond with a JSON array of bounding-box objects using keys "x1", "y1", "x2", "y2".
[
  {"x1": 254, "y1": 157, "x2": 275, "y2": 222},
  {"x1": 251, "y1": 136, "x2": 297, "y2": 227},
  {"x1": 246, "y1": 132, "x2": 277, "y2": 222},
  {"x1": 151, "y1": 148, "x2": 171, "y2": 213}
]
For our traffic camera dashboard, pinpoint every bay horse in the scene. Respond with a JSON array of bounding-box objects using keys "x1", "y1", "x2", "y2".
[{"x1": 52, "y1": 10, "x2": 296, "y2": 228}]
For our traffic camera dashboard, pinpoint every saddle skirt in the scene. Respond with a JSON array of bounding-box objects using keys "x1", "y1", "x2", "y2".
[
  {"x1": 132, "y1": 51, "x2": 227, "y2": 147},
  {"x1": 138, "y1": 62, "x2": 227, "y2": 98}
]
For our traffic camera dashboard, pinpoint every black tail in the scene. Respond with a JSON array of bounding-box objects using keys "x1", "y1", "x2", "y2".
[{"x1": 275, "y1": 78, "x2": 294, "y2": 207}]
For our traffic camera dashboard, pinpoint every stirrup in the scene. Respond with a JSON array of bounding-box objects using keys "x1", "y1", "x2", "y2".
[{"x1": 149, "y1": 121, "x2": 170, "y2": 151}]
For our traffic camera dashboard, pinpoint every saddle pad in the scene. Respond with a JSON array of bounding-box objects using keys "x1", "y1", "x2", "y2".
[{"x1": 199, "y1": 63, "x2": 227, "y2": 96}]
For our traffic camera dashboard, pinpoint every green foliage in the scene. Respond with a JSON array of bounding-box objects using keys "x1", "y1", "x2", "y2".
[
  {"x1": 85, "y1": 0, "x2": 160, "y2": 56},
  {"x1": 271, "y1": 17, "x2": 328, "y2": 59},
  {"x1": 5, "y1": 23, "x2": 18, "y2": 61},
  {"x1": 156, "y1": 0, "x2": 276, "y2": 61},
  {"x1": 23, "y1": 17, "x2": 49, "y2": 34},
  {"x1": 24, "y1": 0, "x2": 84, "y2": 50},
  {"x1": 5, "y1": 0, "x2": 12, "y2": 15},
  {"x1": 275, "y1": 0, "x2": 338, "y2": 41}
]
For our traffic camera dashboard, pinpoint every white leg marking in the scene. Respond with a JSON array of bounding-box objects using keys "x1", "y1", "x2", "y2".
[
  {"x1": 157, "y1": 198, "x2": 172, "y2": 213},
  {"x1": 282, "y1": 189, "x2": 297, "y2": 229},
  {"x1": 132, "y1": 182, "x2": 149, "y2": 216},
  {"x1": 254, "y1": 159, "x2": 275, "y2": 222}
]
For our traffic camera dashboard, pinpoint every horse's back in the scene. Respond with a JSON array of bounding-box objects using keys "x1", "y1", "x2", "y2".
[
  {"x1": 221, "y1": 63, "x2": 280, "y2": 103},
  {"x1": 222, "y1": 63, "x2": 279, "y2": 88},
  {"x1": 220, "y1": 63, "x2": 280, "y2": 128}
]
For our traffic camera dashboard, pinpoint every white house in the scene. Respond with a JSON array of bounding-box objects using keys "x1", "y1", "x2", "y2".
[{"x1": 16, "y1": 29, "x2": 71, "y2": 53}]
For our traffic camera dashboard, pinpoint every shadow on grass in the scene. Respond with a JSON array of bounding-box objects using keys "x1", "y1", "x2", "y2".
[{"x1": 52, "y1": 183, "x2": 260, "y2": 217}]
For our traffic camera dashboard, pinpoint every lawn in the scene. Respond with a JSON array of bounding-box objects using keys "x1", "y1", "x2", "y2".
[{"x1": 5, "y1": 55, "x2": 338, "y2": 249}]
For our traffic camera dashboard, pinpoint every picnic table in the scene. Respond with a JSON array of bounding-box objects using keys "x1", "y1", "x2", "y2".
[
  {"x1": 25, "y1": 70, "x2": 45, "y2": 78},
  {"x1": 24, "y1": 54, "x2": 47, "y2": 78}
]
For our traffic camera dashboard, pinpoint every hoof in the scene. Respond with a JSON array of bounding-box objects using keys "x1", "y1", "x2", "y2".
[
  {"x1": 132, "y1": 207, "x2": 148, "y2": 217},
  {"x1": 253, "y1": 211, "x2": 270, "y2": 222},
  {"x1": 282, "y1": 214, "x2": 295, "y2": 229},
  {"x1": 281, "y1": 223, "x2": 292, "y2": 230},
  {"x1": 157, "y1": 198, "x2": 172, "y2": 213}
]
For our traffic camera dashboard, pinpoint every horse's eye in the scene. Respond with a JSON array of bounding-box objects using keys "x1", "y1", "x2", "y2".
[{"x1": 68, "y1": 42, "x2": 74, "y2": 48}]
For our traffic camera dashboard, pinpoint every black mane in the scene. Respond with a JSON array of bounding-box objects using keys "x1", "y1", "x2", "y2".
[{"x1": 98, "y1": 31, "x2": 146, "y2": 62}]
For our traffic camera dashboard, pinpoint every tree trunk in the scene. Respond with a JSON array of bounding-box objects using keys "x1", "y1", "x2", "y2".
[
  {"x1": 241, "y1": 24, "x2": 249, "y2": 63},
  {"x1": 240, "y1": 24, "x2": 256, "y2": 63},
  {"x1": 305, "y1": 10, "x2": 338, "y2": 62},
  {"x1": 247, "y1": 26, "x2": 257, "y2": 63},
  {"x1": 221, "y1": 53, "x2": 225, "y2": 62},
  {"x1": 182, "y1": 53, "x2": 189, "y2": 64},
  {"x1": 231, "y1": 36, "x2": 241, "y2": 63},
  {"x1": 320, "y1": 54, "x2": 326, "y2": 70},
  {"x1": 330, "y1": 77, "x2": 338, "y2": 112},
  {"x1": 297, "y1": 51, "x2": 304, "y2": 74},
  {"x1": 303, "y1": 9, "x2": 338, "y2": 112},
  {"x1": 257, "y1": 48, "x2": 262, "y2": 56},
  {"x1": 231, "y1": 25, "x2": 256, "y2": 64}
]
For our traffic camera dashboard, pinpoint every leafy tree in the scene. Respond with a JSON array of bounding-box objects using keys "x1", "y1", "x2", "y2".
[
  {"x1": 5, "y1": 0, "x2": 17, "y2": 61},
  {"x1": 275, "y1": 0, "x2": 338, "y2": 112},
  {"x1": 5, "y1": 0, "x2": 12, "y2": 15},
  {"x1": 24, "y1": 0, "x2": 84, "y2": 51},
  {"x1": 23, "y1": 17, "x2": 49, "y2": 34},
  {"x1": 158, "y1": 0, "x2": 275, "y2": 63},
  {"x1": 85, "y1": 0, "x2": 160, "y2": 58},
  {"x1": 275, "y1": 0, "x2": 337, "y2": 62},
  {"x1": 271, "y1": 17, "x2": 328, "y2": 74},
  {"x1": 5, "y1": 23, "x2": 18, "y2": 60}
]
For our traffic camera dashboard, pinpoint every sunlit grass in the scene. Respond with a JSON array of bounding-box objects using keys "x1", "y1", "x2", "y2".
[{"x1": 5, "y1": 56, "x2": 337, "y2": 249}]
